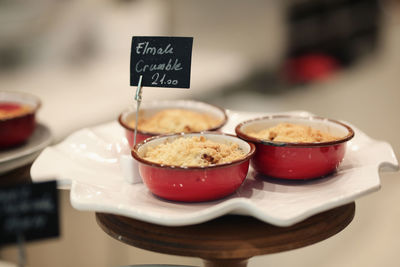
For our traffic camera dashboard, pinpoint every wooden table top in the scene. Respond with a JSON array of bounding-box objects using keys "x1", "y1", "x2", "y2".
[{"x1": 96, "y1": 202, "x2": 355, "y2": 266}]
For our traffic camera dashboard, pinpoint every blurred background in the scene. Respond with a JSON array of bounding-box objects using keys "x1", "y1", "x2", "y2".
[{"x1": 0, "y1": 0, "x2": 399, "y2": 266}]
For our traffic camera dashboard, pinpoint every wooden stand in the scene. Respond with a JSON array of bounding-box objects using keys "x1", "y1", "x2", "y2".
[
  {"x1": 96, "y1": 202, "x2": 355, "y2": 267},
  {"x1": 0, "y1": 164, "x2": 32, "y2": 187}
]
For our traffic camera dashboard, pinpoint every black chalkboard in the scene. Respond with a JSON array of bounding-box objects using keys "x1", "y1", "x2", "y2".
[
  {"x1": 0, "y1": 181, "x2": 59, "y2": 246},
  {"x1": 130, "y1": 36, "x2": 193, "y2": 88}
]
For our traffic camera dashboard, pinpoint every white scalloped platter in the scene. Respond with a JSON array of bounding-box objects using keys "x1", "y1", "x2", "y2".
[{"x1": 30, "y1": 110, "x2": 399, "y2": 227}]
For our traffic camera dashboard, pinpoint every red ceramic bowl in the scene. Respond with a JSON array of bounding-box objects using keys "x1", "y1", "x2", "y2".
[
  {"x1": 132, "y1": 132, "x2": 256, "y2": 202},
  {"x1": 0, "y1": 91, "x2": 41, "y2": 149},
  {"x1": 235, "y1": 115, "x2": 354, "y2": 180},
  {"x1": 119, "y1": 99, "x2": 228, "y2": 148}
]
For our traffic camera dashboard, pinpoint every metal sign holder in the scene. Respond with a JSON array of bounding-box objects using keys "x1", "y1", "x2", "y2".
[{"x1": 133, "y1": 75, "x2": 143, "y2": 146}]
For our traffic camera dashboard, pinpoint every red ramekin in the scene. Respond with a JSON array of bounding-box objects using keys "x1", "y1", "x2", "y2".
[
  {"x1": 132, "y1": 132, "x2": 255, "y2": 202},
  {"x1": 119, "y1": 100, "x2": 228, "y2": 148},
  {"x1": 0, "y1": 91, "x2": 41, "y2": 149},
  {"x1": 235, "y1": 115, "x2": 354, "y2": 180}
]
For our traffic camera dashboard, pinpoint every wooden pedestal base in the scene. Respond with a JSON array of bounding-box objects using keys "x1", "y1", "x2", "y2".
[{"x1": 96, "y1": 202, "x2": 355, "y2": 267}]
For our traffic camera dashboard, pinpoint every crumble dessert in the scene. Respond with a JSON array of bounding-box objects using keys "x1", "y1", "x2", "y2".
[
  {"x1": 128, "y1": 109, "x2": 222, "y2": 134},
  {"x1": 0, "y1": 102, "x2": 32, "y2": 120},
  {"x1": 247, "y1": 122, "x2": 339, "y2": 143},
  {"x1": 143, "y1": 136, "x2": 245, "y2": 167}
]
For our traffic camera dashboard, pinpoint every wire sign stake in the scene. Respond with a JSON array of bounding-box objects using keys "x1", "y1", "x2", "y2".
[{"x1": 133, "y1": 75, "x2": 143, "y2": 146}]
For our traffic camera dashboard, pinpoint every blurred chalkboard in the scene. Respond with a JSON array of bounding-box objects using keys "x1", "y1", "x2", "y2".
[
  {"x1": 130, "y1": 36, "x2": 193, "y2": 88},
  {"x1": 0, "y1": 181, "x2": 59, "y2": 246}
]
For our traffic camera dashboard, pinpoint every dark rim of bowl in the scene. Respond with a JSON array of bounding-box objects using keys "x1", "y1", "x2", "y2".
[
  {"x1": 0, "y1": 91, "x2": 41, "y2": 122},
  {"x1": 118, "y1": 100, "x2": 228, "y2": 136},
  {"x1": 235, "y1": 115, "x2": 355, "y2": 147},
  {"x1": 131, "y1": 132, "x2": 256, "y2": 170}
]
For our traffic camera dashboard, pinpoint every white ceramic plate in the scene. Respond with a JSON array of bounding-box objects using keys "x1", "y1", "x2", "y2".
[
  {"x1": 30, "y1": 110, "x2": 399, "y2": 226},
  {"x1": 0, "y1": 123, "x2": 52, "y2": 174}
]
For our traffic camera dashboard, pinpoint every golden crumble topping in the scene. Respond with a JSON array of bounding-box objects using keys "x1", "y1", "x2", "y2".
[
  {"x1": 143, "y1": 136, "x2": 245, "y2": 167},
  {"x1": 247, "y1": 122, "x2": 338, "y2": 143},
  {"x1": 129, "y1": 109, "x2": 222, "y2": 134},
  {"x1": 0, "y1": 103, "x2": 32, "y2": 120}
]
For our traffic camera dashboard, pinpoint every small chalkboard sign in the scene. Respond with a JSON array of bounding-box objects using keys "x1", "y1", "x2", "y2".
[
  {"x1": 0, "y1": 181, "x2": 59, "y2": 246},
  {"x1": 130, "y1": 36, "x2": 193, "y2": 88}
]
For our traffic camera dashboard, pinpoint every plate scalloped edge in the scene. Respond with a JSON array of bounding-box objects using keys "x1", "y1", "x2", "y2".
[
  {"x1": 69, "y1": 162, "x2": 394, "y2": 227},
  {"x1": 31, "y1": 110, "x2": 399, "y2": 227}
]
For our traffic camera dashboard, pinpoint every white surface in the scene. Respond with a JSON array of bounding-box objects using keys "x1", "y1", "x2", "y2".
[
  {"x1": 0, "y1": 123, "x2": 52, "y2": 174},
  {"x1": 30, "y1": 110, "x2": 399, "y2": 227},
  {"x1": 119, "y1": 154, "x2": 141, "y2": 184}
]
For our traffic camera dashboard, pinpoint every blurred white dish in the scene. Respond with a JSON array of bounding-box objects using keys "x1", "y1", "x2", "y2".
[
  {"x1": 0, "y1": 123, "x2": 52, "y2": 174},
  {"x1": 30, "y1": 110, "x2": 398, "y2": 226}
]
